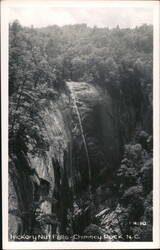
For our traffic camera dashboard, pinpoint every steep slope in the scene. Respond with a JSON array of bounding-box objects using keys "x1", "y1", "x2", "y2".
[
  {"x1": 9, "y1": 80, "x2": 152, "y2": 240},
  {"x1": 9, "y1": 91, "x2": 73, "y2": 238}
]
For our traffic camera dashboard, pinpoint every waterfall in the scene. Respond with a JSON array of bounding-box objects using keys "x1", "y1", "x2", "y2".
[{"x1": 67, "y1": 81, "x2": 92, "y2": 192}]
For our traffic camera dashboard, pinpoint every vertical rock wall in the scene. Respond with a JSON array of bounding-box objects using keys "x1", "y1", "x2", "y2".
[{"x1": 9, "y1": 80, "x2": 151, "y2": 239}]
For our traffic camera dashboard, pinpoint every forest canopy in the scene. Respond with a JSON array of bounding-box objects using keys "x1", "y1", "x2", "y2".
[{"x1": 9, "y1": 20, "x2": 153, "y2": 137}]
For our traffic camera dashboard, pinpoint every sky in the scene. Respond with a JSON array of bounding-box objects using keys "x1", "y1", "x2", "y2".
[{"x1": 9, "y1": 7, "x2": 153, "y2": 29}]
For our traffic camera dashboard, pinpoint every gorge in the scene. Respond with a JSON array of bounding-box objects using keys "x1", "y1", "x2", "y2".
[{"x1": 9, "y1": 21, "x2": 153, "y2": 241}]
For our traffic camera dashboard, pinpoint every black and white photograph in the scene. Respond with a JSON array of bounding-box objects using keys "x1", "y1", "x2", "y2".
[{"x1": 1, "y1": 0, "x2": 160, "y2": 249}]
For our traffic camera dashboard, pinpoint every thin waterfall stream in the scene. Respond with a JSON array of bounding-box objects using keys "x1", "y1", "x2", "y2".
[{"x1": 67, "y1": 81, "x2": 92, "y2": 193}]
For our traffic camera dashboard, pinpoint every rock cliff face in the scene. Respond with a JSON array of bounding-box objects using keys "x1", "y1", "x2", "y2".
[
  {"x1": 9, "y1": 89, "x2": 73, "y2": 237},
  {"x1": 9, "y1": 81, "x2": 152, "y2": 240}
]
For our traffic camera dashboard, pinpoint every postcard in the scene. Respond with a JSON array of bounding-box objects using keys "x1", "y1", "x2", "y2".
[{"x1": 1, "y1": 0, "x2": 160, "y2": 249}]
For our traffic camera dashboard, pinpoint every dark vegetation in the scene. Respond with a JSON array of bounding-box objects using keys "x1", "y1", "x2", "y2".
[{"x1": 9, "y1": 20, "x2": 153, "y2": 241}]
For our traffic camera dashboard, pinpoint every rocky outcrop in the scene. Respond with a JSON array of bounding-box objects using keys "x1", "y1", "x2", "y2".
[
  {"x1": 9, "y1": 81, "x2": 152, "y2": 240},
  {"x1": 9, "y1": 91, "x2": 73, "y2": 239}
]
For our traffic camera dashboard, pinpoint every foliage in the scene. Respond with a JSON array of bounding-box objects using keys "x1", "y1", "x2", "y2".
[
  {"x1": 9, "y1": 20, "x2": 64, "y2": 157},
  {"x1": 9, "y1": 21, "x2": 152, "y2": 152},
  {"x1": 115, "y1": 132, "x2": 153, "y2": 240},
  {"x1": 9, "y1": 20, "x2": 153, "y2": 240}
]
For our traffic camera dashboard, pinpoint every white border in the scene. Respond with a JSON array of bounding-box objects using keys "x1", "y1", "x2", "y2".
[
  {"x1": 1, "y1": 0, "x2": 160, "y2": 249},
  {"x1": 0, "y1": 0, "x2": 158, "y2": 8}
]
